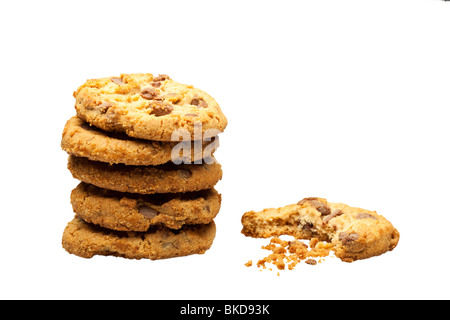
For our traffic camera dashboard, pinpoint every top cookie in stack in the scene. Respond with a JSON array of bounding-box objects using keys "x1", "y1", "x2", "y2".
[
  {"x1": 73, "y1": 73, "x2": 227, "y2": 142},
  {"x1": 61, "y1": 73, "x2": 227, "y2": 260}
]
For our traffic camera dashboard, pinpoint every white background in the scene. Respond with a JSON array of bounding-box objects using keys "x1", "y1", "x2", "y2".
[{"x1": 1, "y1": 0, "x2": 449, "y2": 300}]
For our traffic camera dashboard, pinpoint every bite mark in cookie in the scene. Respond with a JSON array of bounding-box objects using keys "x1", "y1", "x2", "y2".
[{"x1": 242, "y1": 198, "x2": 400, "y2": 263}]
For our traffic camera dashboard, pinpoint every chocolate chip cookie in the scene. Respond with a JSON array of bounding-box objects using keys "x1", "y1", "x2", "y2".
[
  {"x1": 71, "y1": 182, "x2": 222, "y2": 231},
  {"x1": 67, "y1": 155, "x2": 223, "y2": 194},
  {"x1": 241, "y1": 197, "x2": 400, "y2": 262},
  {"x1": 62, "y1": 217, "x2": 216, "y2": 260},
  {"x1": 61, "y1": 116, "x2": 219, "y2": 165},
  {"x1": 74, "y1": 73, "x2": 228, "y2": 141}
]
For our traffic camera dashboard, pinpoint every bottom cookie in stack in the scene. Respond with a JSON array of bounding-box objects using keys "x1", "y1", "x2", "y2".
[{"x1": 62, "y1": 218, "x2": 216, "y2": 260}]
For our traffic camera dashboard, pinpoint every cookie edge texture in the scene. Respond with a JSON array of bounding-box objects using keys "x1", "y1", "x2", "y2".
[
  {"x1": 71, "y1": 182, "x2": 222, "y2": 231},
  {"x1": 62, "y1": 217, "x2": 216, "y2": 260},
  {"x1": 67, "y1": 155, "x2": 223, "y2": 194}
]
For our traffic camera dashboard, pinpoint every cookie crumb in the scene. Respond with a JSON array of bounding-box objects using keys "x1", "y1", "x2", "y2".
[
  {"x1": 245, "y1": 260, "x2": 252, "y2": 267},
  {"x1": 249, "y1": 236, "x2": 334, "y2": 272}
]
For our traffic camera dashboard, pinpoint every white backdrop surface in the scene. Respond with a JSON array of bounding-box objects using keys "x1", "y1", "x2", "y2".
[{"x1": 0, "y1": 0, "x2": 449, "y2": 300}]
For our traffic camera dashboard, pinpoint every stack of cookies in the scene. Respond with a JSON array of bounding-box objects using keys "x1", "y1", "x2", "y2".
[{"x1": 60, "y1": 73, "x2": 227, "y2": 260}]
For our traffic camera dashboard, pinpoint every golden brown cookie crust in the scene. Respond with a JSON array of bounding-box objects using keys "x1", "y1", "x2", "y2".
[
  {"x1": 61, "y1": 116, "x2": 219, "y2": 166},
  {"x1": 67, "y1": 155, "x2": 223, "y2": 194},
  {"x1": 73, "y1": 73, "x2": 228, "y2": 141},
  {"x1": 241, "y1": 197, "x2": 400, "y2": 262},
  {"x1": 62, "y1": 217, "x2": 216, "y2": 260},
  {"x1": 71, "y1": 182, "x2": 222, "y2": 231}
]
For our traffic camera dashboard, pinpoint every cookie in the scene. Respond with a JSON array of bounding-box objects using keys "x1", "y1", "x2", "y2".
[
  {"x1": 67, "y1": 155, "x2": 222, "y2": 194},
  {"x1": 61, "y1": 116, "x2": 219, "y2": 165},
  {"x1": 71, "y1": 182, "x2": 222, "y2": 231},
  {"x1": 62, "y1": 217, "x2": 216, "y2": 260},
  {"x1": 241, "y1": 197, "x2": 400, "y2": 262},
  {"x1": 73, "y1": 73, "x2": 228, "y2": 141}
]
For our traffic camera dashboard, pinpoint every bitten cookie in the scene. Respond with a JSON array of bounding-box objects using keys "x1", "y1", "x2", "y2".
[
  {"x1": 74, "y1": 73, "x2": 228, "y2": 141},
  {"x1": 62, "y1": 217, "x2": 216, "y2": 260},
  {"x1": 71, "y1": 182, "x2": 222, "y2": 231},
  {"x1": 67, "y1": 155, "x2": 222, "y2": 194},
  {"x1": 241, "y1": 197, "x2": 400, "y2": 262},
  {"x1": 61, "y1": 116, "x2": 219, "y2": 165}
]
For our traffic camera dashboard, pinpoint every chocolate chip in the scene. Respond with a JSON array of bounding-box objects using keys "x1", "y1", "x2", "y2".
[
  {"x1": 191, "y1": 98, "x2": 208, "y2": 108},
  {"x1": 162, "y1": 241, "x2": 180, "y2": 250},
  {"x1": 323, "y1": 209, "x2": 344, "y2": 224},
  {"x1": 105, "y1": 106, "x2": 120, "y2": 122},
  {"x1": 339, "y1": 232, "x2": 359, "y2": 246},
  {"x1": 153, "y1": 74, "x2": 170, "y2": 82},
  {"x1": 138, "y1": 205, "x2": 159, "y2": 219},
  {"x1": 160, "y1": 229, "x2": 174, "y2": 239},
  {"x1": 151, "y1": 81, "x2": 161, "y2": 88},
  {"x1": 297, "y1": 197, "x2": 320, "y2": 206},
  {"x1": 149, "y1": 102, "x2": 173, "y2": 117},
  {"x1": 298, "y1": 198, "x2": 331, "y2": 216},
  {"x1": 111, "y1": 77, "x2": 124, "y2": 85},
  {"x1": 312, "y1": 201, "x2": 331, "y2": 216},
  {"x1": 302, "y1": 222, "x2": 314, "y2": 230},
  {"x1": 178, "y1": 169, "x2": 192, "y2": 180},
  {"x1": 355, "y1": 212, "x2": 378, "y2": 220},
  {"x1": 97, "y1": 102, "x2": 113, "y2": 114},
  {"x1": 141, "y1": 87, "x2": 159, "y2": 100}
]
